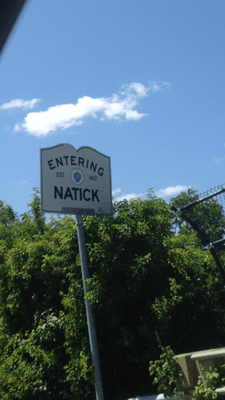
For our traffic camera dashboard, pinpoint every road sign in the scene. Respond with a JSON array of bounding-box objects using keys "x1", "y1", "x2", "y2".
[
  {"x1": 40, "y1": 143, "x2": 107, "y2": 399},
  {"x1": 40, "y1": 143, "x2": 112, "y2": 215}
]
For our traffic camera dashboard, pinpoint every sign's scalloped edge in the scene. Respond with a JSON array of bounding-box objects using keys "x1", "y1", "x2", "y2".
[{"x1": 40, "y1": 143, "x2": 110, "y2": 160}]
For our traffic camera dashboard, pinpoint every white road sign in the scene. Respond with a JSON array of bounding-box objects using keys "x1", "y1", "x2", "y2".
[{"x1": 40, "y1": 143, "x2": 112, "y2": 215}]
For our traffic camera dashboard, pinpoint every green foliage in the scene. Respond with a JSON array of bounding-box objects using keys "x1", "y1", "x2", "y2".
[
  {"x1": 193, "y1": 364, "x2": 225, "y2": 400},
  {"x1": 0, "y1": 200, "x2": 18, "y2": 254},
  {"x1": 149, "y1": 350, "x2": 225, "y2": 400},
  {"x1": 0, "y1": 192, "x2": 94, "y2": 399},
  {"x1": 149, "y1": 333, "x2": 184, "y2": 397},
  {"x1": 27, "y1": 188, "x2": 45, "y2": 234},
  {"x1": 0, "y1": 200, "x2": 17, "y2": 227},
  {"x1": 0, "y1": 187, "x2": 225, "y2": 399},
  {"x1": 149, "y1": 187, "x2": 225, "y2": 400},
  {"x1": 170, "y1": 187, "x2": 225, "y2": 243}
]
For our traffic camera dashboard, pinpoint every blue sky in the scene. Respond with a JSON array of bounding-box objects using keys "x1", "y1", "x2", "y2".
[{"x1": 1, "y1": 0, "x2": 225, "y2": 216}]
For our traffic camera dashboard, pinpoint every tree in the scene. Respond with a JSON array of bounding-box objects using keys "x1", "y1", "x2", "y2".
[
  {"x1": 149, "y1": 188, "x2": 225, "y2": 399},
  {"x1": 0, "y1": 200, "x2": 17, "y2": 227},
  {"x1": 81, "y1": 192, "x2": 174, "y2": 399},
  {"x1": 169, "y1": 187, "x2": 225, "y2": 243},
  {"x1": 0, "y1": 191, "x2": 86, "y2": 399},
  {"x1": 152, "y1": 188, "x2": 225, "y2": 355},
  {"x1": 149, "y1": 335, "x2": 225, "y2": 400},
  {"x1": 0, "y1": 188, "x2": 225, "y2": 399},
  {"x1": 0, "y1": 189, "x2": 174, "y2": 399}
]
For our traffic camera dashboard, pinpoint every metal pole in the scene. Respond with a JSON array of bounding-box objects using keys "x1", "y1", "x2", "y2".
[
  {"x1": 209, "y1": 246, "x2": 225, "y2": 289},
  {"x1": 179, "y1": 186, "x2": 225, "y2": 212},
  {"x1": 75, "y1": 214, "x2": 104, "y2": 400},
  {"x1": 171, "y1": 206, "x2": 225, "y2": 290}
]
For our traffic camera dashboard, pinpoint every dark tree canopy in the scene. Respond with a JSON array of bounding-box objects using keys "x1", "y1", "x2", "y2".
[{"x1": 0, "y1": 188, "x2": 224, "y2": 399}]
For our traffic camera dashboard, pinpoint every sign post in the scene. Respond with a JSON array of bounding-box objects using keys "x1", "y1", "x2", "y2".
[
  {"x1": 40, "y1": 143, "x2": 112, "y2": 400},
  {"x1": 76, "y1": 214, "x2": 104, "y2": 400}
]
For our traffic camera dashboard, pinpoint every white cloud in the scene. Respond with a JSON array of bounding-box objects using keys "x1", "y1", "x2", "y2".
[
  {"x1": 116, "y1": 193, "x2": 144, "y2": 201},
  {"x1": 112, "y1": 188, "x2": 123, "y2": 197},
  {"x1": 149, "y1": 81, "x2": 171, "y2": 92},
  {"x1": 14, "y1": 81, "x2": 170, "y2": 137},
  {"x1": 214, "y1": 156, "x2": 225, "y2": 164},
  {"x1": 112, "y1": 188, "x2": 144, "y2": 202},
  {"x1": 0, "y1": 98, "x2": 40, "y2": 110},
  {"x1": 156, "y1": 185, "x2": 191, "y2": 198},
  {"x1": 16, "y1": 181, "x2": 28, "y2": 186}
]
